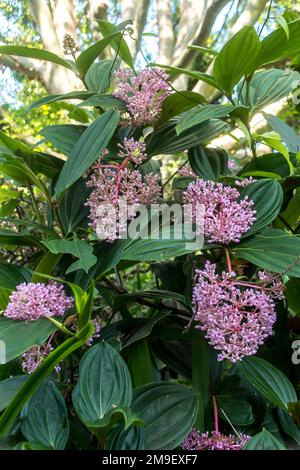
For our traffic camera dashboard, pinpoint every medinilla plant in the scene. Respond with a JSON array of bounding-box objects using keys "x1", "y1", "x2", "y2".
[{"x1": 0, "y1": 18, "x2": 300, "y2": 451}]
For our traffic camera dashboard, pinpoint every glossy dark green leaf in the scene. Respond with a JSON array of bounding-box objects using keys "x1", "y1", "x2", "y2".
[
  {"x1": 28, "y1": 91, "x2": 94, "y2": 111},
  {"x1": 0, "y1": 317, "x2": 56, "y2": 363},
  {"x1": 55, "y1": 109, "x2": 119, "y2": 195},
  {"x1": 0, "y1": 45, "x2": 75, "y2": 71},
  {"x1": 146, "y1": 119, "x2": 227, "y2": 156},
  {"x1": 213, "y1": 26, "x2": 261, "y2": 95},
  {"x1": 0, "y1": 376, "x2": 28, "y2": 412},
  {"x1": 77, "y1": 93, "x2": 125, "y2": 110},
  {"x1": 0, "y1": 264, "x2": 30, "y2": 289},
  {"x1": 263, "y1": 113, "x2": 300, "y2": 153},
  {"x1": 243, "y1": 429, "x2": 286, "y2": 450},
  {"x1": 157, "y1": 91, "x2": 206, "y2": 126},
  {"x1": 256, "y1": 19, "x2": 300, "y2": 67},
  {"x1": 58, "y1": 178, "x2": 91, "y2": 234},
  {"x1": 21, "y1": 381, "x2": 69, "y2": 449},
  {"x1": 42, "y1": 238, "x2": 97, "y2": 274},
  {"x1": 132, "y1": 382, "x2": 198, "y2": 450},
  {"x1": 235, "y1": 229, "x2": 300, "y2": 276},
  {"x1": 154, "y1": 64, "x2": 222, "y2": 91},
  {"x1": 40, "y1": 125, "x2": 86, "y2": 156},
  {"x1": 98, "y1": 20, "x2": 134, "y2": 68},
  {"x1": 72, "y1": 341, "x2": 133, "y2": 428},
  {"x1": 107, "y1": 424, "x2": 145, "y2": 450},
  {"x1": 278, "y1": 409, "x2": 300, "y2": 445},
  {"x1": 237, "y1": 356, "x2": 297, "y2": 410},
  {"x1": 76, "y1": 32, "x2": 121, "y2": 76},
  {"x1": 176, "y1": 104, "x2": 237, "y2": 135},
  {"x1": 241, "y1": 153, "x2": 291, "y2": 178},
  {"x1": 188, "y1": 144, "x2": 228, "y2": 180},
  {"x1": 85, "y1": 59, "x2": 115, "y2": 93},
  {"x1": 216, "y1": 375, "x2": 254, "y2": 426},
  {"x1": 239, "y1": 179, "x2": 283, "y2": 237}
]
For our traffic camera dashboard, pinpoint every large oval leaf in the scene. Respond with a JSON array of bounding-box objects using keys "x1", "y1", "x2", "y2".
[
  {"x1": 237, "y1": 357, "x2": 297, "y2": 410},
  {"x1": 55, "y1": 109, "x2": 119, "y2": 196},
  {"x1": 0, "y1": 376, "x2": 28, "y2": 412},
  {"x1": 243, "y1": 429, "x2": 286, "y2": 450},
  {"x1": 72, "y1": 341, "x2": 133, "y2": 428},
  {"x1": 0, "y1": 317, "x2": 56, "y2": 363},
  {"x1": 0, "y1": 45, "x2": 74, "y2": 71},
  {"x1": 132, "y1": 382, "x2": 198, "y2": 450},
  {"x1": 176, "y1": 104, "x2": 237, "y2": 135},
  {"x1": 40, "y1": 125, "x2": 86, "y2": 157},
  {"x1": 21, "y1": 381, "x2": 69, "y2": 449},
  {"x1": 107, "y1": 424, "x2": 145, "y2": 450},
  {"x1": 235, "y1": 229, "x2": 300, "y2": 277},
  {"x1": 239, "y1": 179, "x2": 283, "y2": 237},
  {"x1": 188, "y1": 144, "x2": 228, "y2": 180}
]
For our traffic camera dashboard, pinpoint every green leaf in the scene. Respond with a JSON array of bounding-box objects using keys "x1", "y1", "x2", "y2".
[
  {"x1": 256, "y1": 19, "x2": 300, "y2": 67},
  {"x1": 98, "y1": 20, "x2": 134, "y2": 68},
  {"x1": 42, "y1": 239, "x2": 97, "y2": 274},
  {"x1": 213, "y1": 26, "x2": 261, "y2": 95},
  {"x1": 216, "y1": 375, "x2": 254, "y2": 426},
  {"x1": 76, "y1": 32, "x2": 121, "y2": 76},
  {"x1": 0, "y1": 322, "x2": 94, "y2": 437},
  {"x1": 234, "y1": 229, "x2": 300, "y2": 276},
  {"x1": 243, "y1": 429, "x2": 286, "y2": 450},
  {"x1": 241, "y1": 152, "x2": 291, "y2": 178},
  {"x1": 0, "y1": 45, "x2": 75, "y2": 71},
  {"x1": 278, "y1": 409, "x2": 300, "y2": 445},
  {"x1": 261, "y1": 136, "x2": 293, "y2": 175},
  {"x1": 146, "y1": 119, "x2": 227, "y2": 157},
  {"x1": 58, "y1": 178, "x2": 91, "y2": 234},
  {"x1": 0, "y1": 376, "x2": 28, "y2": 412},
  {"x1": 128, "y1": 339, "x2": 153, "y2": 388},
  {"x1": 263, "y1": 113, "x2": 300, "y2": 153},
  {"x1": 72, "y1": 341, "x2": 133, "y2": 428},
  {"x1": 40, "y1": 125, "x2": 86, "y2": 156},
  {"x1": 238, "y1": 69, "x2": 300, "y2": 115},
  {"x1": 0, "y1": 317, "x2": 56, "y2": 363},
  {"x1": 85, "y1": 59, "x2": 116, "y2": 93},
  {"x1": 153, "y1": 63, "x2": 222, "y2": 91},
  {"x1": 176, "y1": 104, "x2": 237, "y2": 135},
  {"x1": 237, "y1": 356, "x2": 297, "y2": 410},
  {"x1": 0, "y1": 229, "x2": 39, "y2": 247},
  {"x1": 55, "y1": 109, "x2": 119, "y2": 195},
  {"x1": 77, "y1": 93, "x2": 126, "y2": 110},
  {"x1": 0, "y1": 264, "x2": 30, "y2": 289},
  {"x1": 157, "y1": 91, "x2": 206, "y2": 126},
  {"x1": 21, "y1": 381, "x2": 69, "y2": 449},
  {"x1": 107, "y1": 424, "x2": 144, "y2": 450},
  {"x1": 132, "y1": 382, "x2": 198, "y2": 450},
  {"x1": 28, "y1": 91, "x2": 95, "y2": 111},
  {"x1": 239, "y1": 179, "x2": 283, "y2": 237},
  {"x1": 276, "y1": 15, "x2": 290, "y2": 39},
  {"x1": 188, "y1": 144, "x2": 228, "y2": 180}
]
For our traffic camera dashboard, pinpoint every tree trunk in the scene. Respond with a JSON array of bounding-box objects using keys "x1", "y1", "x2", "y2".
[
  {"x1": 122, "y1": 0, "x2": 150, "y2": 61},
  {"x1": 156, "y1": 0, "x2": 174, "y2": 64}
]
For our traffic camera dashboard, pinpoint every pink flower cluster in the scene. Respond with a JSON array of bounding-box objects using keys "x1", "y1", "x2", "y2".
[
  {"x1": 86, "y1": 165, "x2": 160, "y2": 242},
  {"x1": 117, "y1": 137, "x2": 147, "y2": 165},
  {"x1": 21, "y1": 343, "x2": 60, "y2": 374},
  {"x1": 183, "y1": 179, "x2": 256, "y2": 244},
  {"x1": 235, "y1": 177, "x2": 256, "y2": 187},
  {"x1": 192, "y1": 262, "x2": 283, "y2": 362},
  {"x1": 113, "y1": 67, "x2": 170, "y2": 126},
  {"x1": 4, "y1": 282, "x2": 73, "y2": 321},
  {"x1": 182, "y1": 429, "x2": 250, "y2": 451}
]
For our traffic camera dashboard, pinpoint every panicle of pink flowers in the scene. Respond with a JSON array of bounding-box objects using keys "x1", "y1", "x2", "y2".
[
  {"x1": 182, "y1": 429, "x2": 250, "y2": 451},
  {"x1": 178, "y1": 164, "x2": 196, "y2": 177},
  {"x1": 4, "y1": 282, "x2": 73, "y2": 321},
  {"x1": 86, "y1": 164, "x2": 160, "y2": 242},
  {"x1": 183, "y1": 179, "x2": 256, "y2": 244},
  {"x1": 117, "y1": 137, "x2": 147, "y2": 165},
  {"x1": 227, "y1": 159, "x2": 238, "y2": 171},
  {"x1": 113, "y1": 67, "x2": 170, "y2": 126},
  {"x1": 192, "y1": 262, "x2": 283, "y2": 362},
  {"x1": 22, "y1": 343, "x2": 61, "y2": 374}
]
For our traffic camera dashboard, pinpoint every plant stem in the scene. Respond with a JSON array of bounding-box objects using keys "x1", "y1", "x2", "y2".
[
  {"x1": 212, "y1": 395, "x2": 219, "y2": 433},
  {"x1": 46, "y1": 316, "x2": 75, "y2": 337},
  {"x1": 225, "y1": 247, "x2": 232, "y2": 272},
  {"x1": 27, "y1": 181, "x2": 43, "y2": 225},
  {"x1": 192, "y1": 330, "x2": 211, "y2": 431}
]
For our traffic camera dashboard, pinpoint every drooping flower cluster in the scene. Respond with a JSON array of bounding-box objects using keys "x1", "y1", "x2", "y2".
[
  {"x1": 235, "y1": 176, "x2": 256, "y2": 187},
  {"x1": 86, "y1": 165, "x2": 161, "y2": 242},
  {"x1": 113, "y1": 67, "x2": 170, "y2": 126},
  {"x1": 117, "y1": 137, "x2": 147, "y2": 165},
  {"x1": 182, "y1": 429, "x2": 250, "y2": 451},
  {"x1": 22, "y1": 343, "x2": 61, "y2": 374},
  {"x1": 183, "y1": 179, "x2": 256, "y2": 244},
  {"x1": 192, "y1": 262, "x2": 283, "y2": 362},
  {"x1": 4, "y1": 282, "x2": 73, "y2": 321}
]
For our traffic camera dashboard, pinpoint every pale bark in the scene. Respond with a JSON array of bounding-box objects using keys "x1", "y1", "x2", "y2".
[
  {"x1": 53, "y1": 0, "x2": 78, "y2": 44},
  {"x1": 156, "y1": 0, "x2": 174, "y2": 64},
  {"x1": 88, "y1": 0, "x2": 110, "y2": 45},
  {"x1": 122, "y1": 0, "x2": 150, "y2": 60}
]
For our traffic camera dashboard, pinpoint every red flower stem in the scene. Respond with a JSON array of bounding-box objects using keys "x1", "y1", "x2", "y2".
[
  {"x1": 212, "y1": 395, "x2": 219, "y2": 433},
  {"x1": 225, "y1": 247, "x2": 232, "y2": 273}
]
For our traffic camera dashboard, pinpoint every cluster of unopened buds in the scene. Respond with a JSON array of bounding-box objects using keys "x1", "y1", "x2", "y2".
[{"x1": 85, "y1": 137, "x2": 161, "y2": 242}]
